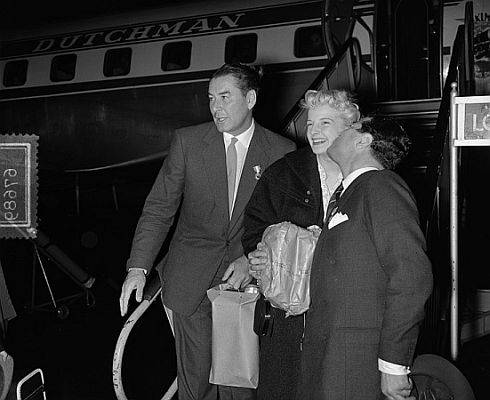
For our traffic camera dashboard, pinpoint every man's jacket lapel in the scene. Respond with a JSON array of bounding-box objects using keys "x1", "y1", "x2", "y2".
[
  {"x1": 337, "y1": 170, "x2": 378, "y2": 211},
  {"x1": 202, "y1": 124, "x2": 229, "y2": 223},
  {"x1": 229, "y1": 125, "x2": 270, "y2": 231}
]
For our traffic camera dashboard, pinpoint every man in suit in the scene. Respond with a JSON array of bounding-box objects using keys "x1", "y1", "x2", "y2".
[
  {"x1": 119, "y1": 63, "x2": 295, "y2": 400},
  {"x1": 297, "y1": 117, "x2": 432, "y2": 400}
]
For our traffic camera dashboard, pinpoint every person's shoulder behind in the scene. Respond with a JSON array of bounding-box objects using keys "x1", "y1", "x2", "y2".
[
  {"x1": 169, "y1": 122, "x2": 217, "y2": 152},
  {"x1": 259, "y1": 124, "x2": 296, "y2": 150},
  {"x1": 368, "y1": 169, "x2": 411, "y2": 191},
  {"x1": 266, "y1": 145, "x2": 310, "y2": 170},
  {"x1": 259, "y1": 146, "x2": 310, "y2": 182},
  {"x1": 363, "y1": 170, "x2": 419, "y2": 211}
]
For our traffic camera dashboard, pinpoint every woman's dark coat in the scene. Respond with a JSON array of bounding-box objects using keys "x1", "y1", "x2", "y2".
[{"x1": 243, "y1": 146, "x2": 324, "y2": 400}]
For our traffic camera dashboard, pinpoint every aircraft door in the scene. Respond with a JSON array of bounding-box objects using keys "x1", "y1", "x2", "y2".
[{"x1": 375, "y1": 0, "x2": 442, "y2": 101}]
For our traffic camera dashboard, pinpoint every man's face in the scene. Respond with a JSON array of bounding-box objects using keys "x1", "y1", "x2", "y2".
[
  {"x1": 327, "y1": 126, "x2": 359, "y2": 166},
  {"x1": 208, "y1": 75, "x2": 255, "y2": 136},
  {"x1": 306, "y1": 104, "x2": 348, "y2": 156}
]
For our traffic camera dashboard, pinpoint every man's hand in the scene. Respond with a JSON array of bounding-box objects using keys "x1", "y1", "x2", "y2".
[
  {"x1": 222, "y1": 255, "x2": 252, "y2": 289},
  {"x1": 247, "y1": 242, "x2": 269, "y2": 281},
  {"x1": 381, "y1": 372, "x2": 414, "y2": 400},
  {"x1": 119, "y1": 269, "x2": 146, "y2": 317},
  {"x1": 0, "y1": 350, "x2": 10, "y2": 362}
]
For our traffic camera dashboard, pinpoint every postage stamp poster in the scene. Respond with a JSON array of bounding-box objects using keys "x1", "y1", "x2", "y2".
[{"x1": 0, "y1": 134, "x2": 38, "y2": 239}]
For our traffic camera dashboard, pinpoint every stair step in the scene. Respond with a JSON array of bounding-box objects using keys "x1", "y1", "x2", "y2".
[{"x1": 375, "y1": 98, "x2": 442, "y2": 116}]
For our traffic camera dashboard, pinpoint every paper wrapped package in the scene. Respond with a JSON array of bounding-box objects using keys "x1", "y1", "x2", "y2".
[
  {"x1": 260, "y1": 222, "x2": 321, "y2": 317},
  {"x1": 207, "y1": 284, "x2": 260, "y2": 388}
]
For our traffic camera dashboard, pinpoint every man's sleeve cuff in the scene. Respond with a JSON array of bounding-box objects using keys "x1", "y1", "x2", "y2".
[
  {"x1": 378, "y1": 358, "x2": 411, "y2": 375},
  {"x1": 128, "y1": 267, "x2": 148, "y2": 276}
]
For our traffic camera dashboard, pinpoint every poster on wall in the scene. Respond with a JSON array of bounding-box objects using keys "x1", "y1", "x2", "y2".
[
  {"x1": 453, "y1": 95, "x2": 490, "y2": 146},
  {"x1": 474, "y1": 0, "x2": 490, "y2": 95}
]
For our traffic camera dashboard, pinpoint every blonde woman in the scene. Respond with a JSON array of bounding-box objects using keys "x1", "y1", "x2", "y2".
[{"x1": 243, "y1": 89, "x2": 360, "y2": 400}]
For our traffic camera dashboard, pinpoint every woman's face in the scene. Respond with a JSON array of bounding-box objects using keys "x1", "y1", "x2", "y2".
[{"x1": 306, "y1": 104, "x2": 348, "y2": 156}]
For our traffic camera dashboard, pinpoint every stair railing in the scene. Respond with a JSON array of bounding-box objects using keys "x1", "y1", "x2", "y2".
[
  {"x1": 280, "y1": 37, "x2": 375, "y2": 144},
  {"x1": 419, "y1": 1, "x2": 475, "y2": 356}
]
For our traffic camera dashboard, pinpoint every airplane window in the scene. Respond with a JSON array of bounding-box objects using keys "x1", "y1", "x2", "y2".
[
  {"x1": 162, "y1": 41, "x2": 192, "y2": 71},
  {"x1": 51, "y1": 54, "x2": 77, "y2": 82},
  {"x1": 294, "y1": 26, "x2": 327, "y2": 58},
  {"x1": 3, "y1": 60, "x2": 28, "y2": 87},
  {"x1": 103, "y1": 48, "x2": 132, "y2": 77},
  {"x1": 225, "y1": 34, "x2": 257, "y2": 64}
]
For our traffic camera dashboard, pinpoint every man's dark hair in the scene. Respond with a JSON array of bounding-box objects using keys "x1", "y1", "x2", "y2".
[
  {"x1": 212, "y1": 63, "x2": 263, "y2": 96},
  {"x1": 360, "y1": 116, "x2": 411, "y2": 170}
]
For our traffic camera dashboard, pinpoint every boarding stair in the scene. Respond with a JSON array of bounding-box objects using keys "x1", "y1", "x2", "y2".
[{"x1": 280, "y1": 0, "x2": 487, "y2": 360}]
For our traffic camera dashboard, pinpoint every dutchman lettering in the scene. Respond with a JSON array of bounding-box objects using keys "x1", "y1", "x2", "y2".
[
  {"x1": 214, "y1": 14, "x2": 244, "y2": 30},
  {"x1": 1, "y1": 2, "x2": 320, "y2": 59},
  {"x1": 60, "y1": 35, "x2": 82, "y2": 49},
  {"x1": 32, "y1": 38, "x2": 55, "y2": 53},
  {"x1": 153, "y1": 21, "x2": 187, "y2": 37},
  {"x1": 126, "y1": 26, "x2": 153, "y2": 41},
  {"x1": 26, "y1": 13, "x2": 245, "y2": 56}
]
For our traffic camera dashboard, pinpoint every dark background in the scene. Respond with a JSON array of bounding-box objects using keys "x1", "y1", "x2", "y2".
[
  {"x1": 1, "y1": 3, "x2": 186, "y2": 399},
  {"x1": 0, "y1": 0, "x2": 187, "y2": 29}
]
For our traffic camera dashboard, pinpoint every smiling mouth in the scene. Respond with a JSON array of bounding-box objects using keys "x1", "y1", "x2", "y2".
[
  {"x1": 215, "y1": 117, "x2": 226, "y2": 123},
  {"x1": 312, "y1": 139, "x2": 327, "y2": 145}
]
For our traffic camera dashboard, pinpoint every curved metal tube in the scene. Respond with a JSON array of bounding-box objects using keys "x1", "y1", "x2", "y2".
[
  {"x1": 449, "y1": 82, "x2": 458, "y2": 361},
  {"x1": 113, "y1": 278, "x2": 178, "y2": 400},
  {"x1": 65, "y1": 151, "x2": 167, "y2": 173},
  {"x1": 350, "y1": 37, "x2": 362, "y2": 90},
  {"x1": 322, "y1": 0, "x2": 336, "y2": 58}
]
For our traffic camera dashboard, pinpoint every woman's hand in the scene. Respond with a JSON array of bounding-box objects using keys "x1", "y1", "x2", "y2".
[{"x1": 248, "y1": 242, "x2": 269, "y2": 281}]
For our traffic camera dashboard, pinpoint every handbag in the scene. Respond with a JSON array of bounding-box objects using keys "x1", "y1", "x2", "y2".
[
  {"x1": 253, "y1": 295, "x2": 274, "y2": 336},
  {"x1": 207, "y1": 284, "x2": 260, "y2": 388},
  {"x1": 259, "y1": 222, "x2": 321, "y2": 317}
]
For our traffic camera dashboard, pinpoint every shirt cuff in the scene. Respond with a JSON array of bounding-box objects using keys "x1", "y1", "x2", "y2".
[
  {"x1": 128, "y1": 267, "x2": 148, "y2": 276},
  {"x1": 378, "y1": 358, "x2": 411, "y2": 375}
]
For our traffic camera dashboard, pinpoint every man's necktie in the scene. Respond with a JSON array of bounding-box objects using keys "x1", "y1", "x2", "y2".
[
  {"x1": 226, "y1": 137, "x2": 238, "y2": 216},
  {"x1": 325, "y1": 182, "x2": 344, "y2": 223}
]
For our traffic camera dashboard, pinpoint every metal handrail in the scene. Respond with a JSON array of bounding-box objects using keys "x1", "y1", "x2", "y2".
[
  {"x1": 279, "y1": 37, "x2": 370, "y2": 143},
  {"x1": 322, "y1": 0, "x2": 358, "y2": 58},
  {"x1": 422, "y1": 25, "x2": 465, "y2": 230},
  {"x1": 420, "y1": 1, "x2": 476, "y2": 358},
  {"x1": 64, "y1": 151, "x2": 167, "y2": 173},
  {"x1": 113, "y1": 275, "x2": 178, "y2": 400},
  {"x1": 423, "y1": 1, "x2": 475, "y2": 230}
]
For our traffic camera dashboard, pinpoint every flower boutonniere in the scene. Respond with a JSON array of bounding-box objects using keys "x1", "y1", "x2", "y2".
[{"x1": 253, "y1": 165, "x2": 262, "y2": 180}]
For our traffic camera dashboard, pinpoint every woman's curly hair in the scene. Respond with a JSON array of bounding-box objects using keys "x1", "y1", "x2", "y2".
[{"x1": 301, "y1": 89, "x2": 360, "y2": 126}]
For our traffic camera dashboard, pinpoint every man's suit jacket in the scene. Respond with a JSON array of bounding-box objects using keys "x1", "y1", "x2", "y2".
[
  {"x1": 297, "y1": 170, "x2": 433, "y2": 400},
  {"x1": 127, "y1": 121, "x2": 295, "y2": 316},
  {"x1": 0, "y1": 259, "x2": 16, "y2": 352}
]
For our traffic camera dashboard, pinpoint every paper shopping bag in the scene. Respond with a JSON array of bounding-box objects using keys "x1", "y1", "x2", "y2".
[
  {"x1": 260, "y1": 222, "x2": 321, "y2": 316},
  {"x1": 207, "y1": 284, "x2": 260, "y2": 388}
]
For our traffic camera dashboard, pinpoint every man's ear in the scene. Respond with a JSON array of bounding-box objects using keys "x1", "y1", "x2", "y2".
[
  {"x1": 246, "y1": 89, "x2": 257, "y2": 110},
  {"x1": 355, "y1": 132, "x2": 373, "y2": 149}
]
